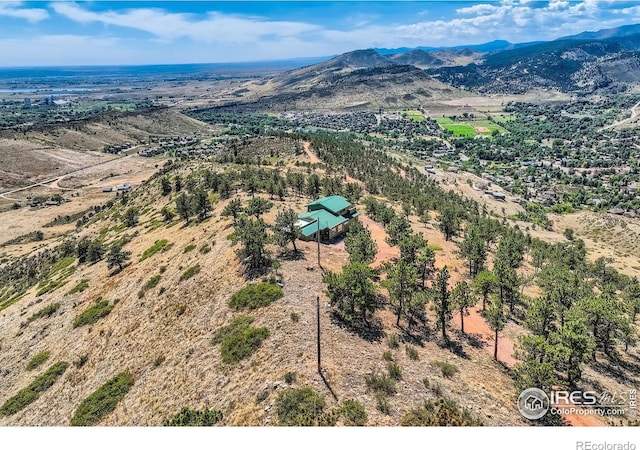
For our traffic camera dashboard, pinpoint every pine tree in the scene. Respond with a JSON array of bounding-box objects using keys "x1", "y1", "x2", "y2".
[
  {"x1": 192, "y1": 188, "x2": 211, "y2": 221},
  {"x1": 473, "y1": 270, "x2": 497, "y2": 312},
  {"x1": 107, "y1": 244, "x2": 131, "y2": 273},
  {"x1": 323, "y1": 262, "x2": 379, "y2": 325},
  {"x1": 344, "y1": 221, "x2": 377, "y2": 264},
  {"x1": 273, "y1": 208, "x2": 300, "y2": 253},
  {"x1": 246, "y1": 197, "x2": 273, "y2": 219},
  {"x1": 437, "y1": 205, "x2": 460, "y2": 241},
  {"x1": 452, "y1": 280, "x2": 476, "y2": 334},
  {"x1": 175, "y1": 192, "x2": 191, "y2": 224},
  {"x1": 222, "y1": 198, "x2": 243, "y2": 225},
  {"x1": 387, "y1": 260, "x2": 418, "y2": 327},
  {"x1": 432, "y1": 266, "x2": 452, "y2": 340},
  {"x1": 487, "y1": 298, "x2": 506, "y2": 361}
]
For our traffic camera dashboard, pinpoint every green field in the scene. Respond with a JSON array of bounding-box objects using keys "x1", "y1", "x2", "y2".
[
  {"x1": 402, "y1": 110, "x2": 424, "y2": 122},
  {"x1": 471, "y1": 120, "x2": 505, "y2": 135},
  {"x1": 442, "y1": 124, "x2": 476, "y2": 137},
  {"x1": 435, "y1": 117, "x2": 454, "y2": 125},
  {"x1": 492, "y1": 114, "x2": 516, "y2": 123}
]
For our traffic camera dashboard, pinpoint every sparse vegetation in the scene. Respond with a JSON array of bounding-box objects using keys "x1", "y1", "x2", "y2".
[
  {"x1": 66, "y1": 279, "x2": 89, "y2": 295},
  {"x1": 387, "y1": 361, "x2": 402, "y2": 380},
  {"x1": 179, "y1": 264, "x2": 201, "y2": 282},
  {"x1": 401, "y1": 397, "x2": 483, "y2": 426},
  {"x1": 26, "y1": 351, "x2": 51, "y2": 370},
  {"x1": 275, "y1": 387, "x2": 325, "y2": 426},
  {"x1": 364, "y1": 371, "x2": 396, "y2": 396},
  {"x1": 73, "y1": 299, "x2": 114, "y2": 328},
  {"x1": 228, "y1": 283, "x2": 284, "y2": 310},
  {"x1": 405, "y1": 345, "x2": 419, "y2": 361},
  {"x1": 139, "y1": 275, "x2": 162, "y2": 298},
  {"x1": 139, "y1": 239, "x2": 172, "y2": 262},
  {"x1": 0, "y1": 362, "x2": 69, "y2": 416},
  {"x1": 284, "y1": 371, "x2": 296, "y2": 384},
  {"x1": 212, "y1": 316, "x2": 270, "y2": 364},
  {"x1": 431, "y1": 360, "x2": 459, "y2": 378},
  {"x1": 164, "y1": 407, "x2": 223, "y2": 426},
  {"x1": 183, "y1": 244, "x2": 196, "y2": 253},
  {"x1": 71, "y1": 371, "x2": 134, "y2": 426},
  {"x1": 386, "y1": 333, "x2": 400, "y2": 349},
  {"x1": 26, "y1": 303, "x2": 60, "y2": 323}
]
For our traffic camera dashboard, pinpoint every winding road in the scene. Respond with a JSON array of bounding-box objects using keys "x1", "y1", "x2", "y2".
[{"x1": 601, "y1": 100, "x2": 640, "y2": 130}]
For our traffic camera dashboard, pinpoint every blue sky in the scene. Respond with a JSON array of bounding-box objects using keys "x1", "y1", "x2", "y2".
[{"x1": 2, "y1": 1, "x2": 640, "y2": 66}]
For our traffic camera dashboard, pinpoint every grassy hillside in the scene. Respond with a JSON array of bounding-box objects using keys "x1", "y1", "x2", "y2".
[{"x1": 0, "y1": 128, "x2": 637, "y2": 427}]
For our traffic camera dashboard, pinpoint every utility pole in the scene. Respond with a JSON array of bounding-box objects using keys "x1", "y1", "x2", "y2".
[{"x1": 317, "y1": 295, "x2": 321, "y2": 373}]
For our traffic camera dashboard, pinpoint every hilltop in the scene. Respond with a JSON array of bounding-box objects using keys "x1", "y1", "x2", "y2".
[{"x1": 0, "y1": 119, "x2": 638, "y2": 426}]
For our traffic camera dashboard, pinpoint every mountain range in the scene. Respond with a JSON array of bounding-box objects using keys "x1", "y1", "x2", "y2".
[{"x1": 254, "y1": 23, "x2": 640, "y2": 103}]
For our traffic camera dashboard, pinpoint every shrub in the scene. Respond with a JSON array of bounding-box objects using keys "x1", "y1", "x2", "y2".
[
  {"x1": 382, "y1": 350, "x2": 393, "y2": 361},
  {"x1": 406, "y1": 345, "x2": 419, "y2": 361},
  {"x1": 75, "y1": 354, "x2": 88, "y2": 369},
  {"x1": 337, "y1": 400, "x2": 367, "y2": 426},
  {"x1": 153, "y1": 355, "x2": 166, "y2": 367},
  {"x1": 284, "y1": 372, "x2": 296, "y2": 384},
  {"x1": 290, "y1": 312, "x2": 300, "y2": 322},
  {"x1": 431, "y1": 381, "x2": 444, "y2": 397},
  {"x1": 26, "y1": 351, "x2": 51, "y2": 371},
  {"x1": 422, "y1": 377, "x2": 430, "y2": 389},
  {"x1": 164, "y1": 407, "x2": 223, "y2": 426},
  {"x1": 375, "y1": 393, "x2": 390, "y2": 415},
  {"x1": 139, "y1": 275, "x2": 162, "y2": 298},
  {"x1": 386, "y1": 333, "x2": 400, "y2": 349},
  {"x1": 364, "y1": 371, "x2": 396, "y2": 396},
  {"x1": 229, "y1": 283, "x2": 284, "y2": 310},
  {"x1": 71, "y1": 371, "x2": 134, "y2": 426},
  {"x1": 0, "y1": 362, "x2": 69, "y2": 416},
  {"x1": 179, "y1": 264, "x2": 201, "y2": 282},
  {"x1": 275, "y1": 387, "x2": 325, "y2": 426},
  {"x1": 387, "y1": 362, "x2": 402, "y2": 380},
  {"x1": 212, "y1": 316, "x2": 270, "y2": 364},
  {"x1": 199, "y1": 244, "x2": 211, "y2": 254},
  {"x1": 27, "y1": 303, "x2": 60, "y2": 323},
  {"x1": 400, "y1": 397, "x2": 483, "y2": 426},
  {"x1": 139, "y1": 239, "x2": 172, "y2": 261},
  {"x1": 431, "y1": 360, "x2": 458, "y2": 378},
  {"x1": 144, "y1": 275, "x2": 162, "y2": 290},
  {"x1": 73, "y1": 300, "x2": 114, "y2": 328},
  {"x1": 183, "y1": 244, "x2": 196, "y2": 253},
  {"x1": 66, "y1": 279, "x2": 89, "y2": 296}
]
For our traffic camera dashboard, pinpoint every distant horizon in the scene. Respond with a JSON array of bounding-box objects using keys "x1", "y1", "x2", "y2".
[
  {"x1": 3, "y1": 1, "x2": 640, "y2": 67},
  {"x1": 0, "y1": 56, "x2": 331, "y2": 71}
]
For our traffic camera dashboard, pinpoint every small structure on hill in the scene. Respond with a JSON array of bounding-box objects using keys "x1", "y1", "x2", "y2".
[{"x1": 297, "y1": 195, "x2": 359, "y2": 242}]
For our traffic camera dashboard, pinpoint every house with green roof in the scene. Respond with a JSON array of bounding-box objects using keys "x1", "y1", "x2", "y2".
[{"x1": 296, "y1": 195, "x2": 359, "y2": 242}]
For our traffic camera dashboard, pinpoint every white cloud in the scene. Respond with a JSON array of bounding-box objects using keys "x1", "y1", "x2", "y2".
[
  {"x1": 0, "y1": 1, "x2": 47, "y2": 22},
  {"x1": 51, "y1": 3, "x2": 320, "y2": 43},
  {"x1": 3, "y1": 0, "x2": 640, "y2": 65}
]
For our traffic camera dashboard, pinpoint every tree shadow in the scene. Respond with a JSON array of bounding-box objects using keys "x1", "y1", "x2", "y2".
[
  {"x1": 591, "y1": 358, "x2": 635, "y2": 384},
  {"x1": 279, "y1": 250, "x2": 305, "y2": 261},
  {"x1": 329, "y1": 311, "x2": 384, "y2": 343},
  {"x1": 239, "y1": 264, "x2": 271, "y2": 280},
  {"x1": 437, "y1": 337, "x2": 470, "y2": 360},
  {"x1": 458, "y1": 331, "x2": 487, "y2": 349},
  {"x1": 396, "y1": 323, "x2": 432, "y2": 347}
]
